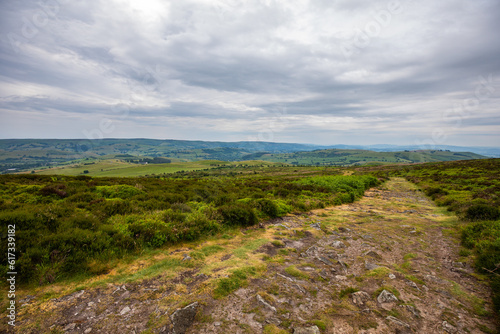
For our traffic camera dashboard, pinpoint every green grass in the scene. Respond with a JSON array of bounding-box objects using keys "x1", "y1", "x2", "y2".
[
  {"x1": 285, "y1": 265, "x2": 310, "y2": 280},
  {"x1": 339, "y1": 287, "x2": 359, "y2": 298},
  {"x1": 213, "y1": 266, "x2": 257, "y2": 298}
]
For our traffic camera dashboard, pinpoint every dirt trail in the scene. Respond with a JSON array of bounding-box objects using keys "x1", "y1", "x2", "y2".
[{"x1": 7, "y1": 178, "x2": 497, "y2": 333}]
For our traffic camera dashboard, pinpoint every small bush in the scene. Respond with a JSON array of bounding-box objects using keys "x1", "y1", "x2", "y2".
[
  {"x1": 465, "y1": 204, "x2": 500, "y2": 221},
  {"x1": 219, "y1": 204, "x2": 258, "y2": 227}
]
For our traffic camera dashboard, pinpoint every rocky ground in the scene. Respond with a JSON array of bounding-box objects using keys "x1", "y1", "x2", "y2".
[{"x1": 4, "y1": 178, "x2": 497, "y2": 333}]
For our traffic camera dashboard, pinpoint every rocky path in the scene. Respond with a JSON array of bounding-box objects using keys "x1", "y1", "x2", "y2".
[{"x1": 7, "y1": 178, "x2": 497, "y2": 333}]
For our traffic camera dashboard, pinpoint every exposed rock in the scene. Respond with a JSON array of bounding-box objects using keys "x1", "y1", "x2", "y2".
[
  {"x1": 389, "y1": 273, "x2": 396, "y2": 279},
  {"x1": 442, "y1": 321, "x2": 457, "y2": 333},
  {"x1": 277, "y1": 273, "x2": 295, "y2": 282},
  {"x1": 338, "y1": 227, "x2": 351, "y2": 233},
  {"x1": 310, "y1": 222, "x2": 322, "y2": 230},
  {"x1": 405, "y1": 305, "x2": 420, "y2": 318},
  {"x1": 63, "y1": 323, "x2": 76, "y2": 331},
  {"x1": 452, "y1": 261, "x2": 465, "y2": 268},
  {"x1": 120, "y1": 306, "x2": 131, "y2": 315},
  {"x1": 331, "y1": 241, "x2": 346, "y2": 249},
  {"x1": 265, "y1": 317, "x2": 281, "y2": 325},
  {"x1": 350, "y1": 291, "x2": 371, "y2": 306},
  {"x1": 365, "y1": 263, "x2": 380, "y2": 270},
  {"x1": 364, "y1": 250, "x2": 382, "y2": 260},
  {"x1": 405, "y1": 280, "x2": 420, "y2": 290},
  {"x1": 377, "y1": 290, "x2": 398, "y2": 303},
  {"x1": 256, "y1": 294, "x2": 277, "y2": 313},
  {"x1": 362, "y1": 234, "x2": 373, "y2": 240},
  {"x1": 386, "y1": 316, "x2": 410, "y2": 328},
  {"x1": 317, "y1": 256, "x2": 333, "y2": 265},
  {"x1": 338, "y1": 260, "x2": 348, "y2": 273},
  {"x1": 170, "y1": 302, "x2": 199, "y2": 334},
  {"x1": 294, "y1": 325, "x2": 321, "y2": 334},
  {"x1": 182, "y1": 254, "x2": 192, "y2": 261},
  {"x1": 425, "y1": 275, "x2": 446, "y2": 284}
]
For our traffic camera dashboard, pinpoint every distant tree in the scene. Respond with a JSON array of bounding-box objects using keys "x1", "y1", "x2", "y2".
[{"x1": 83, "y1": 170, "x2": 89, "y2": 174}]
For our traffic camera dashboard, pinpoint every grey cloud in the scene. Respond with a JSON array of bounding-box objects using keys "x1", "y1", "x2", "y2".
[{"x1": 0, "y1": 0, "x2": 499, "y2": 145}]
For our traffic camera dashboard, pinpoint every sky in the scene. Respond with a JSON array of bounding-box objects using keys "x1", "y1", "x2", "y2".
[{"x1": 0, "y1": 0, "x2": 499, "y2": 147}]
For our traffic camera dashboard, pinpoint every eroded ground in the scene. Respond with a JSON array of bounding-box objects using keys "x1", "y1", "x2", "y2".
[{"x1": 5, "y1": 178, "x2": 497, "y2": 333}]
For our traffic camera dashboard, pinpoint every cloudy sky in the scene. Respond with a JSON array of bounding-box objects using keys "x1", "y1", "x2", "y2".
[{"x1": 1, "y1": 0, "x2": 499, "y2": 146}]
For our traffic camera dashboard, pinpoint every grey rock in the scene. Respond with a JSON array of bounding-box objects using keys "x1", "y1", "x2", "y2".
[
  {"x1": 84, "y1": 328, "x2": 92, "y2": 334},
  {"x1": 331, "y1": 241, "x2": 346, "y2": 249},
  {"x1": 310, "y1": 222, "x2": 321, "y2": 230},
  {"x1": 257, "y1": 294, "x2": 277, "y2": 312},
  {"x1": 365, "y1": 263, "x2": 380, "y2": 270},
  {"x1": 351, "y1": 291, "x2": 371, "y2": 305},
  {"x1": 362, "y1": 234, "x2": 373, "y2": 240},
  {"x1": 317, "y1": 256, "x2": 333, "y2": 265},
  {"x1": 64, "y1": 323, "x2": 76, "y2": 331},
  {"x1": 425, "y1": 275, "x2": 446, "y2": 284},
  {"x1": 386, "y1": 316, "x2": 410, "y2": 328},
  {"x1": 405, "y1": 305, "x2": 420, "y2": 318},
  {"x1": 405, "y1": 280, "x2": 420, "y2": 290},
  {"x1": 120, "y1": 306, "x2": 131, "y2": 315},
  {"x1": 338, "y1": 227, "x2": 351, "y2": 233},
  {"x1": 294, "y1": 325, "x2": 321, "y2": 334},
  {"x1": 338, "y1": 260, "x2": 348, "y2": 274},
  {"x1": 305, "y1": 246, "x2": 319, "y2": 256},
  {"x1": 182, "y1": 254, "x2": 192, "y2": 261},
  {"x1": 170, "y1": 302, "x2": 199, "y2": 334},
  {"x1": 377, "y1": 290, "x2": 398, "y2": 303},
  {"x1": 452, "y1": 261, "x2": 465, "y2": 268},
  {"x1": 442, "y1": 321, "x2": 457, "y2": 333},
  {"x1": 266, "y1": 317, "x2": 281, "y2": 325},
  {"x1": 277, "y1": 273, "x2": 295, "y2": 282},
  {"x1": 389, "y1": 273, "x2": 396, "y2": 279},
  {"x1": 364, "y1": 250, "x2": 382, "y2": 260},
  {"x1": 294, "y1": 284, "x2": 306, "y2": 294}
]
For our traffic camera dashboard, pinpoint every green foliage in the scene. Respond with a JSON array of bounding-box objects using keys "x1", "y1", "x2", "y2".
[
  {"x1": 95, "y1": 185, "x2": 144, "y2": 199},
  {"x1": 0, "y1": 171, "x2": 376, "y2": 285},
  {"x1": 219, "y1": 204, "x2": 258, "y2": 227},
  {"x1": 465, "y1": 204, "x2": 500, "y2": 221}
]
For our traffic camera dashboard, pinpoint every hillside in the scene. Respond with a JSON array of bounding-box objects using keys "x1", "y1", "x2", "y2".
[
  {"x1": 1, "y1": 139, "x2": 488, "y2": 176},
  {"x1": 0, "y1": 139, "x2": 490, "y2": 174},
  {"x1": 1, "y1": 177, "x2": 497, "y2": 333},
  {"x1": 255, "y1": 149, "x2": 486, "y2": 166}
]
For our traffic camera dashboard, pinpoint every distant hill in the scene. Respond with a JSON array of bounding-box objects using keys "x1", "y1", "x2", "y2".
[
  {"x1": 253, "y1": 149, "x2": 486, "y2": 166},
  {"x1": 0, "y1": 138, "x2": 491, "y2": 173}
]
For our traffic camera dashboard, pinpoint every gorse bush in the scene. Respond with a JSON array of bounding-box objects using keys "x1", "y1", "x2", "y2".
[{"x1": 0, "y1": 172, "x2": 379, "y2": 285}]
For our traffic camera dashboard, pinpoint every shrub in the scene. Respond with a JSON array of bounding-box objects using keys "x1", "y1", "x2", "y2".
[
  {"x1": 465, "y1": 204, "x2": 500, "y2": 221},
  {"x1": 95, "y1": 185, "x2": 144, "y2": 199},
  {"x1": 256, "y1": 198, "x2": 279, "y2": 218},
  {"x1": 219, "y1": 204, "x2": 258, "y2": 227},
  {"x1": 39, "y1": 184, "x2": 68, "y2": 198}
]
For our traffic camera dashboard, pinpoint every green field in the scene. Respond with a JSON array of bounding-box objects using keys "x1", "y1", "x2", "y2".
[{"x1": 33, "y1": 159, "x2": 284, "y2": 177}]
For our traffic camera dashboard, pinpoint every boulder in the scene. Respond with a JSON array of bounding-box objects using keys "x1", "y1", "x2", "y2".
[
  {"x1": 170, "y1": 302, "x2": 199, "y2": 334},
  {"x1": 377, "y1": 290, "x2": 398, "y2": 303},
  {"x1": 350, "y1": 291, "x2": 371, "y2": 306}
]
